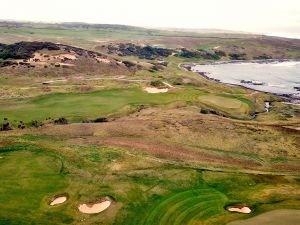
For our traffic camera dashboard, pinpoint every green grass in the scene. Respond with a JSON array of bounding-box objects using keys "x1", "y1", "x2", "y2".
[
  {"x1": 0, "y1": 137, "x2": 300, "y2": 225},
  {"x1": 0, "y1": 87, "x2": 254, "y2": 125},
  {"x1": 0, "y1": 146, "x2": 71, "y2": 224},
  {"x1": 141, "y1": 188, "x2": 227, "y2": 225}
]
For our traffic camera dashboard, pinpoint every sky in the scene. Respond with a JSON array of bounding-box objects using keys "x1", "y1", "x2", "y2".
[{"x1": 1, "y1": 0, "x2": 300, "y2": 38}]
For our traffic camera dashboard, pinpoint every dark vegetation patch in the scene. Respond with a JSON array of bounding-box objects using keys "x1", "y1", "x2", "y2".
[
  {"x1": 54, "y1": 117, "x2": 68, "y2": 125},
  {"x1": 253, "y1": 54, "x2": 273, "y2": 60},
  {"x1": 229, "y1": 53, "x2": 247, "y2": 60},
  {"x1": 178, "y1": 48, "x2": 226, "y2": 60},
  {"x1": 107, "y1": 43, "x2": 174, "y2": 59},
  {"x1": 0, "y1": 41, "x2": 60, "y2": 60},
  {"x1": 150, "y1": 80, "x2": 165, "y2": 88},
  {"x1": 83, "y1": 117, "x2": 109, "y2": 123},
  {"x1": 0, "y1": 121, "x2": 12, "y2": 131}
]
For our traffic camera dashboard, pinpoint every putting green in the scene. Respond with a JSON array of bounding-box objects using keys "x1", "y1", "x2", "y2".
[
  {"x1": 199, "y1": 96, "x2": 243, "y2": 109},
  {"x1": 141, "y1": 188, "x2": 227, "y2": 225}
]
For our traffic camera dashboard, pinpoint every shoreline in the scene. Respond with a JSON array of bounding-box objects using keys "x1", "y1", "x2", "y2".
[
  {"x1": 180, "y1": 60, "x2": 300, "y2": 104},
  {"x1": 188, "y1": 58, "x2": 300, "y2": 66}
]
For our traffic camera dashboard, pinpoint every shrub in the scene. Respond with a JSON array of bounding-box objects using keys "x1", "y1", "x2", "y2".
[
  {"x1": 215, "y1": 50, "x2": 226, "y2": 57},
  {"x1": 54, "y1": 117, "x2": 68, "y2": 125},
  {"x1": 229, "y1": 53, "x2": 247, "y2": 60},
  {"x1": 94, "y1": 117, "x2": 108, "y2": 123},
  {"x1": 1, "y1": 122, "x2": 12, "y2": 131},
  {"x1": 31, "y1": 120, "x2": 43, "y2": 128},
  {"x1": 150, "y1": 80, "x2": 165, "y2": 88}
]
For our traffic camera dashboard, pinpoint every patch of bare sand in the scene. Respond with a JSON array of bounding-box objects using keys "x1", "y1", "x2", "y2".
[
  {"x1": 57, "y1": 54, "x2": 77, "y2": 60},
  {"x1": 144, "y1": 87, "x2": 169, "y2": 93},
  {"x1": 228, "y1": 206, "x2": 251, "y2": 214},
  {"x1": 78, "y1": 200, "x2": 111, "y2": 214},
  {"x1": 96, "y1": 57, "x2": 111, "y2": 64},
  {"x1": 50, "y1": 195, "x2": 68, "y2": 206}
]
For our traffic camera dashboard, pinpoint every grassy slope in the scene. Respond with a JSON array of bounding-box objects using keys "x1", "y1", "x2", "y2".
[
  {"x1": 0, "y1": 136, "x2": 300, "y2": 225},
  {"x1": 0, "y1": 87, "x2": 254, "y2": 125}
]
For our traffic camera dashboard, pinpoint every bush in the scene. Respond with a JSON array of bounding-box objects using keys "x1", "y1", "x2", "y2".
[
  {"x1": 229, "y1": 53, "x2": 247, "y2": 60},
  {"x1": 253, "y1": 54, "x2": 272, "y2": 60},
  {"x1": 171, "y1": 78, "x2": 183, "y2": 85},
  {"x1": 31, "y1": 120, "x2": 43, "y2": 128},
  {"x1": 150, "y1": 80, "x2": 165, "y2": 88},
  {"x1": 94, "y1": 117, "x2": 108, "y2": 123},
  {"x1": 54, "y1": 117, "x2": 68, "y2": 125},
  {"x1": 18, "y1": 121, "x2": 26, "y2": 129},
  {"x1": 1, "y1": 122, "x2": 12, "y2": 131},
  {"x1": 215, "y1": 50, "x2": 226, "y2": 57}
]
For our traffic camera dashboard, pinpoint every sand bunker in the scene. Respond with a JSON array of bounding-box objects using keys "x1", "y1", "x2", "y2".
[
  {"x1": 78, "y1": 200, "x2": 111, "y2": 214},
  {"x1": 50, "y1": 196, "x2": 68, "y2": 206},
  {"x1": 228, "y1": 206, "x2": 251, "y2": 214},
  {"x1": 144, "y1": 87, "x2": 169, "y2": 93}
]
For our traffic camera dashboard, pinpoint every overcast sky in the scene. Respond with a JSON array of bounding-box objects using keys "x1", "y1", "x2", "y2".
[{"x1": 1, "y1": 0, "x2": 300, "y2": 38}]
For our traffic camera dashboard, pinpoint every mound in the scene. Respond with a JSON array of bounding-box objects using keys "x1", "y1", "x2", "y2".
[{"x1": 0, "y1": 41, "x2": 138, "y2": 76}]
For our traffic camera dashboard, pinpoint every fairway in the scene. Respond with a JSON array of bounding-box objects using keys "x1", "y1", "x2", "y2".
[
  {"x1": 0, "y1": 144, "x2": 71, "y2": 224},
  {"x1": 0, "y1": 87, "x2": 253, "y2": 124},
  {"x1": 141, "y1": 189, "x2": 227, "y2": 225}
]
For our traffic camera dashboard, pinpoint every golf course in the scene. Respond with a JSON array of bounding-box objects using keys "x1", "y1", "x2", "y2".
[{"x1": 0, "y1": 18, "x2": 300, "y2": 225}]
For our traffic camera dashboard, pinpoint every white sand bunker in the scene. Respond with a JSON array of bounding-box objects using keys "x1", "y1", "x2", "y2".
[
  {"x1": 50, "y1": 195, "x2": 68, "y2": 206},
  {"x1": 78, "y1": 200, "x2": 112, "y2": 214},
  {"x1": 228, "y1": 206, "x2": 251, "y2": 214},
  {"x1": 144, "y1": 87, "x2": 169, "y2": 93}
]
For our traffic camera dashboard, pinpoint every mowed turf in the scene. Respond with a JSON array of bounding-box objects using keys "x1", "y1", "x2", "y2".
[
  {"x1": 0, "y1": 87, "x2": 254, "y2": 125},
  {"x1": 0, "y1": 144, "x2": 71, "y2": 224},
  {"x1": 142, "y1": 189, "x2": 227, "y2": 225}
]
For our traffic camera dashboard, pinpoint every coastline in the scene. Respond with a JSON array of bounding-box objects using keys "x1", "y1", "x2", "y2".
[
  {"x1": 187, "y1": 58, "x2": 300, "y2": 66},
  {"x1": 180, "y1": 60, "x2": 300, "y2": 104}
]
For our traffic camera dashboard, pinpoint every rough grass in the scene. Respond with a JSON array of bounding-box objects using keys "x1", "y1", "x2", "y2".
[{"x1": 227, "y1": 209, "x2": 300, "y2": 225}]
